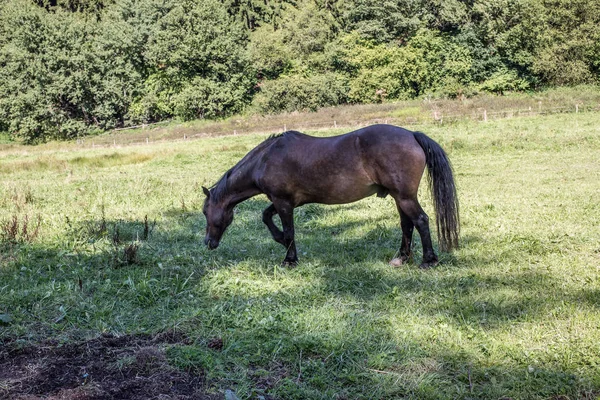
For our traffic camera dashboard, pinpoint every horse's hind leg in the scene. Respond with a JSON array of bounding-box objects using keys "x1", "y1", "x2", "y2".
[
  {"x1": 394, "y1": 197, "x2": 438, "y2": 269},
  {"x1": 262, "y1": 204, "x2": 285, "y2": 245},
  {"x1": 399, "y1": 209, "x2": 415, "y2": 263},
  {"x1": 389, "y1": 206, "x2": 416, "y2": 266}
]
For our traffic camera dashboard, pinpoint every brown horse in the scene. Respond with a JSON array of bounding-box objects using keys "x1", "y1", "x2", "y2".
[{"x1": 202, "y1": 124, "x2": 459, "y2": 268}]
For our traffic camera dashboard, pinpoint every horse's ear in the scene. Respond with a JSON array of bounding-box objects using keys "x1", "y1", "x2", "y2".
[{"x1": 202, "y1": 186, "x2": 210, "y2": 198}]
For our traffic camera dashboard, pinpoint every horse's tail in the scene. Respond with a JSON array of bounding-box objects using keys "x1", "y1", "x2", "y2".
[{"x1": 412, "y1": 131, "x2": 460, "y2": 251}]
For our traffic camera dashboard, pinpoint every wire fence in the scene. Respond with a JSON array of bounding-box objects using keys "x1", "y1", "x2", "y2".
[{"x1": 76, "y1": 103, "x2": 600, "y2": 149}]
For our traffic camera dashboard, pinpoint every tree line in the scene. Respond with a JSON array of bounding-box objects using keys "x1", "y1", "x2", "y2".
[{"x1": 0, "y1": 0, "x2": 598, "y2": 142}]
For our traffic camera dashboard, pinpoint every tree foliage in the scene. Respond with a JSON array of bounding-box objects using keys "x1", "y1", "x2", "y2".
[
  {"x1": 0, "y1": 0, "x2": 252, "y2": 142},
  {"x1": 0, "y1": 0, "x2": 142, "y2": 141},
  {"x1": 0, "y1": 0, "x2": 598, "y2": 141}
]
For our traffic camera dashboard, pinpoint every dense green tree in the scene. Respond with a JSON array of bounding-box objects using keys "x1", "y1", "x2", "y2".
[
  {"x1": 34, "y1": 0, "x2": 115, "y2": 13},
  {"x1": 471, "y1": 0, "x2": 546, "y2": 77},
  {"x1": 0, "y1": 0, "x2": 141, "y2": 141},
  {"x1": 340, "y1": 30, "x2": 473, "y2": 102},
  {"x1": 531, "y1": 0, "x2": 600, "y2": 84},
  {"x1": 132, "y1": 0, "x2": 253, "y2": 121},
  {"x1": 282, "y1": 0, "x2": 338, "y2": 57},
  {"x1": 0, "y1": 0, "x2": 253, "y2": 141},
  {"x1": 336, "y1": 0, "x2": 422, "y2": 42},
  {"x1": 224, "y1": 0, "x2": 296, "y2": 29},
  {"x1": 248, "y1": 26, "x2": 293, "y2": 79}
]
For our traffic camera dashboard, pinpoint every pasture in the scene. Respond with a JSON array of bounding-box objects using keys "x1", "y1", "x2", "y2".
[{"x1": 1, "y1": 113, "x2": 599, "y2": 399}]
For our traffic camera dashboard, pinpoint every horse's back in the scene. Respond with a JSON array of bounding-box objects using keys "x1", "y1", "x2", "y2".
[
  {"x1": 353, "y1": 124, "x2": 422, "y2": 151},
  {"x1": 270, "y1": 124, "x2": 421, "y2": 153}
]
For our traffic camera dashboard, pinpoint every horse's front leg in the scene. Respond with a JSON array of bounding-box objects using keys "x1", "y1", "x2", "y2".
[
  {"x1": 262, "y1": 204, "x2": 285, "y2": 245},
  {"x1": 272, "y1": 199, "x2": 298, "y2": 266}
]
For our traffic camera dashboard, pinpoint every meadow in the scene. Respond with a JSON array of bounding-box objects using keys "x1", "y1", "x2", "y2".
[{"x1": 1, "y1": 112, "x2": 599, "y2": 399}]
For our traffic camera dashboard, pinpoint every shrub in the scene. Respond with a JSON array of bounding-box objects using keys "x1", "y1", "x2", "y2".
[
  {"x1": 253, "y1": 73, "x2": 349, "y2": 113},
  {"x1": 247, "y1": 26, "x2": 292, "y2": 80},
  {"x1": 173, "y1": 77, "x2": 251, "y2": 120},
  {"x1": 479, "y1": 68, "x2": 530, "y2": 94},
  {"x1": 345, "y1": 30, "x2": 474, "y2": 103}
]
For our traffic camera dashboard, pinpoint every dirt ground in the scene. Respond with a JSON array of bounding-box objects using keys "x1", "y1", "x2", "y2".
[{"x1": 0, "y1": 331, "x2": 219, "y2": 400}]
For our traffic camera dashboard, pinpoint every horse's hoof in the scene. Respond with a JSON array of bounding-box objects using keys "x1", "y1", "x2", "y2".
[
  {"x1": 389, "y1": 258, "x2": 404, "y2": 267},
  {"x1": 281, "y1": 260, "x2": 298, "y2": 268},
  {"x1": 419, "y1": 260, "x2": 439, "y2": 269}
]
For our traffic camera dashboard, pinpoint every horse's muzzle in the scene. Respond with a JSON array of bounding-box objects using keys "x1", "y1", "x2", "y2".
[{"x1": 204, "y1": 236, "x2": 219, "y2": 250}]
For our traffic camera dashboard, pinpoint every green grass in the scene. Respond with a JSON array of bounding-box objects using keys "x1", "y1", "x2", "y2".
[{"x1": 1, "y1": 112, "x2": 600, "y2": 399}]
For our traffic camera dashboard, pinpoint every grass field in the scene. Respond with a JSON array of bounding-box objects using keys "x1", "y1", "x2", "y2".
[{"x1": 1, "y1": 112, "x2": 600, "y2": 399}]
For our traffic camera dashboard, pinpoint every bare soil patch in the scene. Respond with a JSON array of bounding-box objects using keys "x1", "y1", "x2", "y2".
[{"x1": 0, "y1": 331, "x2": 218, "y2": 400}]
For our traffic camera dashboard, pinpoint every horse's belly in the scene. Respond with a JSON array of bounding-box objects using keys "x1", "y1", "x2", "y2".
[{"x1": 299, "y1": 182, "x2": 378, "y2": 205}]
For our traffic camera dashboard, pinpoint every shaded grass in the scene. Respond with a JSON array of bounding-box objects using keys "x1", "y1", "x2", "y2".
[{"x1": 1, "y1": 112, "x2": 600, "y2": 399}]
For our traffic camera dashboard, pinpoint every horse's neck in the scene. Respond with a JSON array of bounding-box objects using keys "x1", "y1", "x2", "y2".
[{"x1": 223, "y1": 167, "x2": 261, "y2": 207}]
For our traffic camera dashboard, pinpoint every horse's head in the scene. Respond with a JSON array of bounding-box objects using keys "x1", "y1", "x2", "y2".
[{"x1": 202, "y1": 186, "x2": 234, "y2": 250}]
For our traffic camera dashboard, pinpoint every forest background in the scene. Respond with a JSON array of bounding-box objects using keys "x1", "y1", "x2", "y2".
[{"x1": 0, "y1": 0, "x2": 599, "y2": 143}]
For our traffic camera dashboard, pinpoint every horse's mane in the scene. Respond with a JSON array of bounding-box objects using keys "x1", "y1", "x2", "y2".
[{"x1": 209, "y1": 132, "x2": 297, "y2": 202}]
